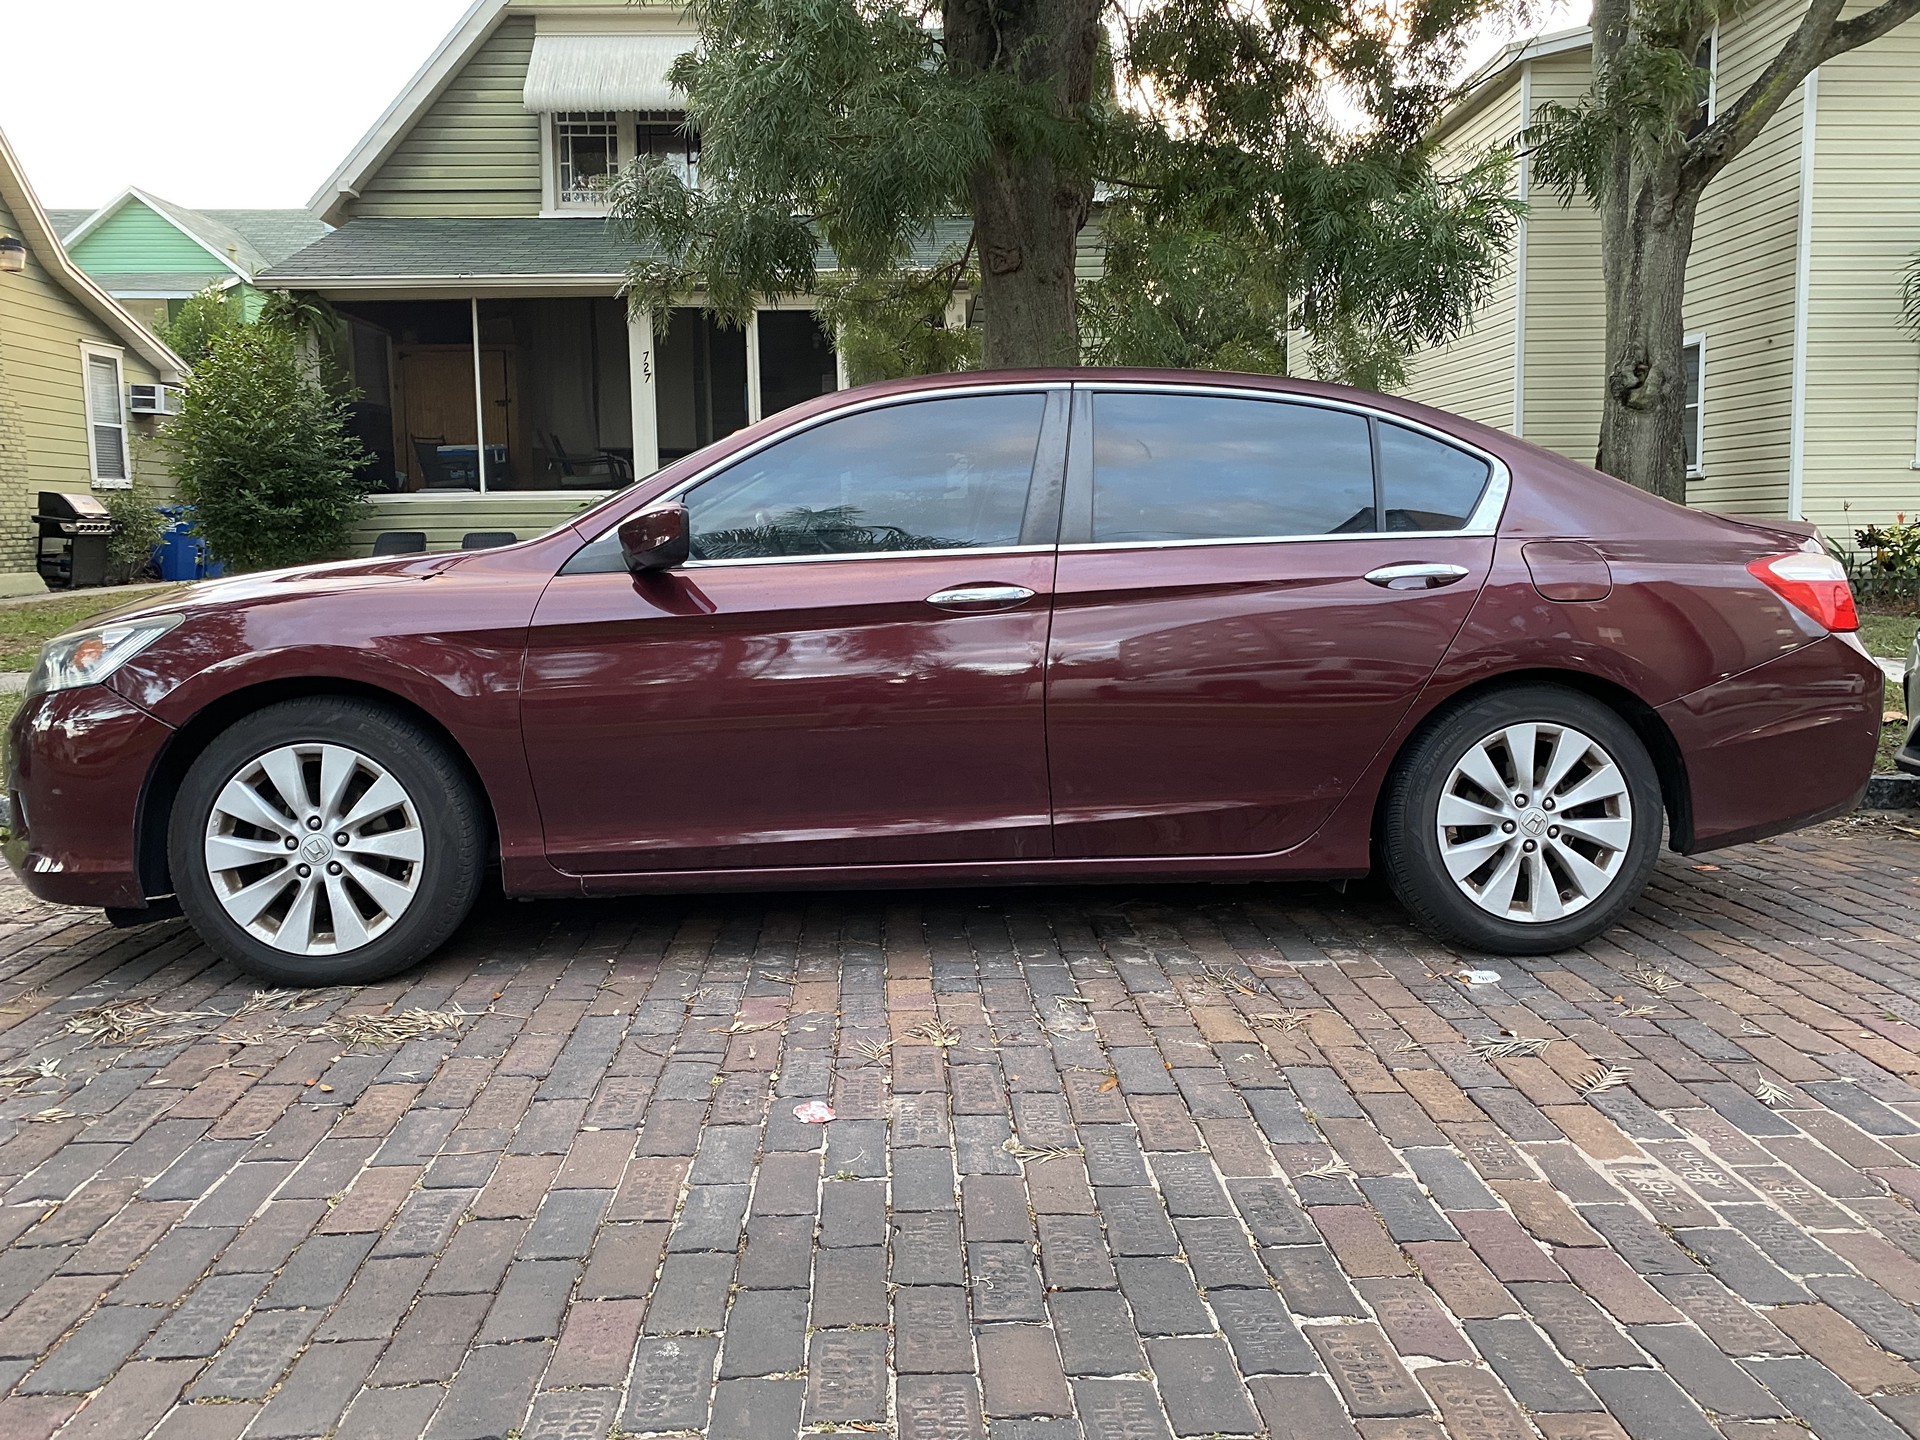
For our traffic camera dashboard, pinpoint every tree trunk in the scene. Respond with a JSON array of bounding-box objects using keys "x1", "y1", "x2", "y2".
[
  {"x1": 1596, "y1": 172, "x2": 1697, "y2": 503},
  {"x1": 945, "y1": 0, "x2": 1100, "y2": 368}
]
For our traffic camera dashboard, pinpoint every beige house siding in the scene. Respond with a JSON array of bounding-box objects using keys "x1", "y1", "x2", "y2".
[
  {"x1": 0, "y1": 190, "x2": 162, "y2": 580},
  {"x1": 1681, "y1": 0, "x2": 1807, "y2": 518},
  {"x1": 1517, "y1": 52, "x2": 1605, "y2": 463},
  {"x1": 350, "y1": 493, "x2": 601, "y2": 556},
  {"x1": 1800, "y1": 20, "x2": 1920, "y2": 539},
  {"x1": 1397, "y1": 84, "x2": 1523, "y2": 429},
  {"x1": 352, "y1": 15, "x2": 542, "y2": 220}
]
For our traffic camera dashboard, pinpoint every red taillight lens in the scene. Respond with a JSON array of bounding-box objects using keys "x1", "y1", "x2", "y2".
[{"x1": 1746, "y1": 552, "x2": 1858, "y2": 632}]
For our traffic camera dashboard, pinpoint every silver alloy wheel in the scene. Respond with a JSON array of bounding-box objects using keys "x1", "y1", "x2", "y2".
[
  {"x1": 203, "y1": 743, "x2": 425, "y2": 955},
  {"x1": 1435, "y1": 722, "x2": 1633, "y2": 924}
]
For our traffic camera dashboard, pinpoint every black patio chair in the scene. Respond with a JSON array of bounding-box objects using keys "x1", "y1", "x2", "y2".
[
  {"x1": 371, "y1": 531, "x2": 428, "y2": 556},
  {"x1": 460, "y1": 531, "x2": 517, "y2": 550},
  {"x1": 546, "y1": 430, "x2": 634, "y2": 488}
]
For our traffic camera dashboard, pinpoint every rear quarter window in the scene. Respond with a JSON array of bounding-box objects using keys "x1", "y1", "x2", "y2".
[{"x1": 1378, "y1": 422, "x2": 1490, "y2": 532}]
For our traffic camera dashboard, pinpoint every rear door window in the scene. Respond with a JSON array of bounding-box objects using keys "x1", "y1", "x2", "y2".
[
  {"x1": 687, "y1": 393, "x2": 1046, "y2": 559},
  {"x1": 1090, "y1": 393, "x2": 1376, "y2": 542}
]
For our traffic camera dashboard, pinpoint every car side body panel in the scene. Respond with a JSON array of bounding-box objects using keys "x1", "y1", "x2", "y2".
[
  {"x1": 99, "y1": 544, "x2": 580, "y2": 895},
  {"x1": 0, "y1": 368, "x2": 1880, "y2": 918}
]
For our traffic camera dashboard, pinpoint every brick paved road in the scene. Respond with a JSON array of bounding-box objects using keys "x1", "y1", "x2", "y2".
[{"x1": 1, "y1": 821, "x2": 1920, "y2": 1438}]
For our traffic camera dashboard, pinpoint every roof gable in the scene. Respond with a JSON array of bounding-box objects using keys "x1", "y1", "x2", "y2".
[{"x1": 0, "y1": 130, "x2": 185, "y2": 379}]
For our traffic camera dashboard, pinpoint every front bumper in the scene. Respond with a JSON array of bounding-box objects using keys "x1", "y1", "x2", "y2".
[
  {"x1": 4, "y1": 686, "x2": 174, "y2": 909},
  {"x1": 1658, "y1": 634, "x2": 1881, "y2": 852}
]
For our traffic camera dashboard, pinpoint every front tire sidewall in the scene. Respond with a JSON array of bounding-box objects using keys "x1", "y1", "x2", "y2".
[
  {"x1": 170, "y1": 700, "x2": 484, "y2": 986},
  {"x1": 1382, "y1": 687, "x2": 1663, "y2": 956}
]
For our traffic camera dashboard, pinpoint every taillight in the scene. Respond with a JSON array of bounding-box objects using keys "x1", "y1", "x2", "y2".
[{"x1": 1746, "y1": 552, "x2": 1858, "y2": 632}]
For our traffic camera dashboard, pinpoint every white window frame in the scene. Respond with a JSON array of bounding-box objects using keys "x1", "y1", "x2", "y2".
[
  {"x1": 1703, "y1": 26, "x2": 1719, "y2": 125},
  {"x1": 81, "y1": 344, "x2": 131, "y2": 489},
  {"x1": 542, "y1": 110, "x2": 699, "y2": 215},
  {"x1": 544, "y1": 111, "x2": 626, "y2": 214},
  {"x1": 1683, "y1": 333, "x2": 1706, "y2": 480}
]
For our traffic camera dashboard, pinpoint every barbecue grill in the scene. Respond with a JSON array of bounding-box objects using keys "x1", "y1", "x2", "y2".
[{"x1": 33, "y1": 492, "x2": 113, "y2": 589}]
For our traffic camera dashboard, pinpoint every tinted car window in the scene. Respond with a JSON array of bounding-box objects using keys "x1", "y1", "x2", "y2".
[
  {"x1": 686, "y1": 394, "x2": 1045, "y2": 559},
  {"x1": 1091, "y1": 393, "x2": 1375, "y2": 542},
  {"x1": 1378, "y1": 422, "x2": 1490, "y2": 531}
]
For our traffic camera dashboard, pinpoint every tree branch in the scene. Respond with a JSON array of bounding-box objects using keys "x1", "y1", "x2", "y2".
[
  {"x1": 1680, "y1": 0, "x2": 1844, "y2": 191},
  {"x1": 1823, "y1": 0, "x2": 1920, "y2": 59}
]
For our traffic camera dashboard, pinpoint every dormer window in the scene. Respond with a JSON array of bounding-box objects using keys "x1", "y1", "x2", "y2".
[
  {"x1": 636, "y1": 111, "x2": 699, "y2": 188},
  {"x1": 555, "y1": 112, "x2": 621, "y2": 207},
  {"x1": 546, "y1": 110, "x2": 697, "y2": 211}
]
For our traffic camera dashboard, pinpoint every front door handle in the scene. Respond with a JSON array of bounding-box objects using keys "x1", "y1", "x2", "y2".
[
  {"x1": 1363, "y1": 563, "x2": 1471, "y2": 591},
  {"x1": 925, "y1": 584, "x2": 1037, "y2": 612}
]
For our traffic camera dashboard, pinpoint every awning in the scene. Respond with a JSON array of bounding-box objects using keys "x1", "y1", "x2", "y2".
[{"x1": 523, "y1": 33, "x2": 695, "y2": 112}]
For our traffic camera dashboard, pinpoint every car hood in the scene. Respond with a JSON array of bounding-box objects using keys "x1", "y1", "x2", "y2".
[{"x1": 75, "y1": 552, "x2": 474, "y2": 632}]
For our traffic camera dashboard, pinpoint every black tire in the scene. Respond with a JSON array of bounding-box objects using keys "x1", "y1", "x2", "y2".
[
  {"x1": 169, "y1": 698, "x2": 486, "y2": 985},
  {"x1": 1379, "y1": 684, "x2": 1663, "y2": 955}
]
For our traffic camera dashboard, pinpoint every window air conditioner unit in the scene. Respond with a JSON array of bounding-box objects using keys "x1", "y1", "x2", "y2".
[{"x1": 129, "y1": 383, "x2": 183, "y2": 416}]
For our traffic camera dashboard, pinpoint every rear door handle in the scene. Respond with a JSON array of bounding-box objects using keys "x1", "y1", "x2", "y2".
[
  {"x1": 1363, "y1": 563, "x2": 1471, "y2": 591},
  {"x1": 925, "y1": 584, "x2": 1037, "y2": 612}
]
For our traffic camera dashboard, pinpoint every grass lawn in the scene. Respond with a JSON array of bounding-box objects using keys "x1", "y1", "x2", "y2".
[
  {"x1": 0, "y1": 589, "x2": 181, "y2": 673},
  {"x1": 1860, "y1": 610, "x2": 1920, "y2": 660}
]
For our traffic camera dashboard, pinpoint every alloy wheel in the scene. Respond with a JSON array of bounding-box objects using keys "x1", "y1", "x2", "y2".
[
  {"x1": 1435, "y1": 722, "x2": 1633, "y2": 924},
  {"x1": 203, "y1": 743, "x2": 425, "y2": 954}
]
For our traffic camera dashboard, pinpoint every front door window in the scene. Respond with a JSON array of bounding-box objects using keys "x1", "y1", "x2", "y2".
[{"x1": 685, "y1": 394, "x2": 1046, "y2": 559}]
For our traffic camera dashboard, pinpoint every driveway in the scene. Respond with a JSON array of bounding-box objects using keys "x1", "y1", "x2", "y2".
[{"x1": 0, "y1": 820, "x2": 1918, "y2": 1438}]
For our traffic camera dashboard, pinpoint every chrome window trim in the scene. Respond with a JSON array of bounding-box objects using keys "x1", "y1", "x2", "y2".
[
  {"x1": 679, "y1": 543, "x2": 1056, "y2": 570},
  {"x1": 574, "y1": 377, "x2": 1509, "y2": 568},
  {"x1": 1074, "y1": 381, "x2": 1511, "y2": 545}
]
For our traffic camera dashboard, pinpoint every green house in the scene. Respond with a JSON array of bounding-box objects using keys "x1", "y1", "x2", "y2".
[{"x1": 48, "y1": 190, "x2": 328, "y2": 338}]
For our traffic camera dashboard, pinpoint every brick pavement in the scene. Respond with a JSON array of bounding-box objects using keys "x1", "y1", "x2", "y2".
[{"x1": 0, "y1": 820, "x2": 1917, "y2": 1436}]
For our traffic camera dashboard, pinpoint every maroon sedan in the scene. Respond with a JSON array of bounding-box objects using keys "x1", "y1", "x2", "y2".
[{"x1": 6, "y1": 371, "x2": 1878, "y2": 984}]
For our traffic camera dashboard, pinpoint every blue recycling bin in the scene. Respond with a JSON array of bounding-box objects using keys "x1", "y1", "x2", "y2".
[{"x1": 152, "y1": 507, "x2": 225, "y2": 582}]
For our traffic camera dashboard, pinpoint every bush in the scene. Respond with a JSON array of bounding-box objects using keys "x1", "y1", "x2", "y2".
[
  {"x1": 1852, "y1": 516, "x2": 1920, "y2": 605},
  {"x1": 159, "y1": 286, "x2": 247, "y2": 368},
  {"x1": 169, "y1": 325, "x2": 371, "y2": 573},
  {"x1": 101, "y1": 487, "x2": 166, "y2": 583}
]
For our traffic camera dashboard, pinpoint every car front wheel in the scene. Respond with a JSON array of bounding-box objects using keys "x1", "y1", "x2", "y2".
[
  {"x1": 1379, "y1": 685, "x2": 1664, "y2": 955},
  {"x1": 169, "y1": 698, "x2": 485, "y2": 985}
]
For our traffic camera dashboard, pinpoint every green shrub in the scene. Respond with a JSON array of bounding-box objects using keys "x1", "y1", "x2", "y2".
[
  {"x1": 101, "y1": 487, "x2": 166, "y2": 583},
  {"x1": 159, "y1": 286, "x2": 247, "y2": 368},
  {"x1": 1852, "y1": 516, "x2": 1920, "y2": 605},
  {"x1": 169, "y1": 325, "x2": 371, "y2": 573}
]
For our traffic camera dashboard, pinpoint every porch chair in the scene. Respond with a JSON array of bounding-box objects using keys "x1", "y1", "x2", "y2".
[
  {"x1": 545, "y1": 430, "x2": 635, "y2": 488},
  {"x1": 460, "y1": 532, "x2": 517, "y2": 550},
  {"x1": 371, "y1": 531, "x2": 428, "y2": 556},
  {"x1": 412, "y1": 439, "x2": 477, "y2": 490}
]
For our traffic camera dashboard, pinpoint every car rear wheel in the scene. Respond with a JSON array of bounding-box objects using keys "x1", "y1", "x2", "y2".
[
  {"x1": 1379, "y1": 685, "x2": 1663, "y2": 955},
  {"x1": 169, "y1": 698, "x2": 485, "y2": 985}
]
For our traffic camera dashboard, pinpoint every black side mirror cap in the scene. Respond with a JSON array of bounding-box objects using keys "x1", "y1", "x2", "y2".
[{"x1": 618, "y1": 503, "x2": 692, "y2": 574}]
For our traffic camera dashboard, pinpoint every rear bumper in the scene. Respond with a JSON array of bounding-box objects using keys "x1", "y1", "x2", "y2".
[
  {"x1": 1658, "y1": 634, "x2": 1880, "y2": 852},
  {"x1": 4, "y1": 687, "x2": 173, "y2": 909}
]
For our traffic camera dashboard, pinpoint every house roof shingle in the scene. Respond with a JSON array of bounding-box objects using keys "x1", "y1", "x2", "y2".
[{"x1": 258, "y1": 217, "x2": 977, "y2": 287}]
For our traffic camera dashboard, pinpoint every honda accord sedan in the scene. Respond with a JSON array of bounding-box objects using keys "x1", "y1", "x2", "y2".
[{"x1": 5, "y1": 370, "x2": 1879, "y2": 984}]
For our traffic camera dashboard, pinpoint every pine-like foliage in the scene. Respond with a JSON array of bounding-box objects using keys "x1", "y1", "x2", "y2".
[{"x1": 611, "y1": 0, "x2": 1527, "y2": 383}]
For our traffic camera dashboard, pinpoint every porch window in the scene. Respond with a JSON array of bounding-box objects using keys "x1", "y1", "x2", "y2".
[
  {"x1": 334, "y1": 297, "x2": 635, "y2": 494},
  {"x1": 83, "y1": 349, "x2": 129, "y2": 486},
  {"x1": 555, "y1": 112, "x2": 621, "y2": 207}
]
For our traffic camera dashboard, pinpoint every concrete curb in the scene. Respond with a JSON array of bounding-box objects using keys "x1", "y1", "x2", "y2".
[{"x1": 1864, "y1": 773, "x2": 1920, "y2": 809}]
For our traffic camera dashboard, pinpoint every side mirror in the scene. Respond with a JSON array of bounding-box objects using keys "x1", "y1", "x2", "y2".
[{"x1": 618, "y1": 503, "x2": 691, "y2": 574}]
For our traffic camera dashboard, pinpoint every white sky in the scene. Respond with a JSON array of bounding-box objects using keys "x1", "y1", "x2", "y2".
[
  {"x1": 0, "y1": 0, "x2": 477, "y2": 210},
  {"x1": 0, "y1": 0, "x2": 1590, "y2": 216}
]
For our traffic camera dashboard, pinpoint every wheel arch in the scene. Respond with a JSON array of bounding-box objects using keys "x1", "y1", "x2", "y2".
[
  {"x1": 1388, "y1": 668, "x2": 1694, "y2": 851},
  {"x1": 134, "y1": 677, "x2": 501, "y2": 899}
]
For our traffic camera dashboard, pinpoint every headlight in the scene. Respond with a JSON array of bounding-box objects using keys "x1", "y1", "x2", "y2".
[{"x1": 27, "y1": 615, "x2": 185, "y2": 698}]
